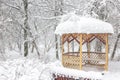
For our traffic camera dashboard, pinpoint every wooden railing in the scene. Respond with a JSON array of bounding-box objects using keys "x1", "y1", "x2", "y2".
[
  {"x1": 52, "y1": 74, "x2": 102, "y2": 80},
  {"x1": 63, "y1": 54, "x2": 80, "y2": 69},
  {"x1": 63, "y1": 52, "x2": 106, "y2": 69},
  {"x1": 51, "y1": 66, "x2": 102, "y2": 80}
]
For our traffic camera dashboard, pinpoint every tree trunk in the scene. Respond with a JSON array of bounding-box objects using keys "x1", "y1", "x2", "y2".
[
  {"x1": 72, "y1": 41, "x2": 74, "y2": 52},
  {"x1": 111, "y1": 33, "x2": 120, "y2": 60},
  {"x1": 54, "y1": 0, "x2": 63, "y2": 59},
  {"x1": 55, "y1": 35, "x2": 59, "y2": 59},
  {"x1": 95, "y1": 40, "x2": 102, "y2": 52},
  {"x1": 23, "y1": 0, "x2": 29, "y2": 57},
  {"x1": 0, "y1": 32, "x2": 6, "y2": 60},
  {"x1": 33, "y1": 41, "x2": 40, "y2": 58}
]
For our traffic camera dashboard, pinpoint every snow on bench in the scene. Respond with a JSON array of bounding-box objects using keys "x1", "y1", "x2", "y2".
[
  {"x1": 50, "y1": 66, "x2": 103, "y2": 80},
  {"x1": 98, "y1": 61, "x2": 106, "y2": 64}
]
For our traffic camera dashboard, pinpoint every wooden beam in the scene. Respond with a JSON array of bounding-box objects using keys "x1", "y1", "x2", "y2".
[
  {"x1": 68, "y1": 37, "x2": 79, "y2": 44},
  {"x1": 63, "y1": 34, "x2": 71, "y2": 44},
  {"x1": 105, "y1": 34, "x2": 108, "y2": 71},
  {"x1": 71, "y1": 34, "x2": 80, "y2": 44},
  {"x1": 82, "y1": 35, "x2": 94, "y2": 45},
  {"x1": 94, "y1": 35, "x2": 106, "y2": 44},
  {"x1": 79, "y1": 34, "x2": 82, "y2": 70},
  {"x1": 89, "y1": 36, "x2": 96, "y2": 43},
  {"x1": 62, "y1": 35, "x2": 64, "y2": 66}
]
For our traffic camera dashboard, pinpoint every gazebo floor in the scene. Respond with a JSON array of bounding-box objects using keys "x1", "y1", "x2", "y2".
[
  {"x1": 63, "y1": 64, "x2": 105, "y2": 72},
  {"x1": 82, "y1": 64, "x2": 104, "y2": 72}
]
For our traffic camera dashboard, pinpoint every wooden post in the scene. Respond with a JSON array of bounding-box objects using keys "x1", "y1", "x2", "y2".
[
  {"x1": 87, "y1": 42, "x2": 90, "y2": 63},
  {"x1": 105, "y1": 34, "x2": 108, "y2": 71},
  {"x1": 79, "y1": 34, "x2": 82, "y2": 70},
  {"x1": 62, "y1": 34, "x2": 64, "y2": 66}
]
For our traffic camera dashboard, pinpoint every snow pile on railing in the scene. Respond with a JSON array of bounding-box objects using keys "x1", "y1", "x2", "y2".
[{"x1": 50, "y1": 66, "x2": 103, "y2": 80}]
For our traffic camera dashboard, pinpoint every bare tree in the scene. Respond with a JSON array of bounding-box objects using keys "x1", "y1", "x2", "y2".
[
  {"x1": 111, "y1": 33, "x2": 120, "y2": 60},
  {"x1": 54, "y1": 0, "x2": 64, "y2": 59},
  {"x1": 23, "y1": 0, "x2": 29, "y2": 56}
]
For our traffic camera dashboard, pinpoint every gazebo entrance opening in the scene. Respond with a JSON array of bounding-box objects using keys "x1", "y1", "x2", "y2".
[{"x1": 62, "y1": 33, "x2": 108, "y2": 71}]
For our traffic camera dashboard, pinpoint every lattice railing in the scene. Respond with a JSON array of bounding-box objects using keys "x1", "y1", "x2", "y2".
[
  {"x1": 63, "y1": 55, "x2": 80, "y2": 69},
  {"x1": 83, "y1": 52, "x2": 105, "y2": 65},
  {"x1": 63, "y1": 52, "x2": 106, "y2": 69}
]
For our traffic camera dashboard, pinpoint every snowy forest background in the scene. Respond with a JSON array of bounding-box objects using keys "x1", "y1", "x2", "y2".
[
  {"x1": 0, "y1": 0, "x2": 120, "y2": 61},
  {"x1": 0, "y1": 0, "x2": 120, "y2": 80}
]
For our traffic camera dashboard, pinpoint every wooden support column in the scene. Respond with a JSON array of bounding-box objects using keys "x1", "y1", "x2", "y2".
[
  {"x1": 62, "y1": 34, "x2": 64, "y2": 66},
  {"x1": 67, "y1": 34, "x2": 69, "y2": 53},
  {"x1": 79, "y1": 34, "x2": 82, "y2": 70},
  {"x1": 87, "y1": 39, "x2": 90, "y2": 63},
  {"x1": 105, "y1": 34, "x2": 108, "y2": 71}
]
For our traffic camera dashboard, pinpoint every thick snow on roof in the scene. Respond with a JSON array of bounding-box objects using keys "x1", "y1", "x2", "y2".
[{"x1": 55, "y1": 13, "x2": 114, "y2": 35}]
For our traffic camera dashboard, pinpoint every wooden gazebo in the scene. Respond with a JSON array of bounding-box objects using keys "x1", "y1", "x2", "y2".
[{"x1": 55, "y1": 13, "x2": 114, "y2": 71}]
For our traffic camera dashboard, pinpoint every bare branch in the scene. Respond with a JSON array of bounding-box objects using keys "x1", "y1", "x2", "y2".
[{"x1": 0, "y1": 0, "x2": 24, "y2": 14}]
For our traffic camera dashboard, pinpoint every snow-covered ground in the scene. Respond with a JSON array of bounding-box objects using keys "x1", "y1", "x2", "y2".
[
  {"x1": 0, "y1": 50, "x2": 120, "y2": 80},
  {"x1": 0, "y1": 58, "x2": 53, "y2": 80},
  {"x1": 0, "y1": 58, "x2": 120, "y2": 80},
  {"x1": 103, "y1": 61, "x2": 120, "y2": 80}
]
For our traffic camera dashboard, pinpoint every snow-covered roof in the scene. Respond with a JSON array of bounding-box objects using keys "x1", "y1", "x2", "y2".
[{"x1": 55, "y1": 13, "x2": 114, "y2": 35}]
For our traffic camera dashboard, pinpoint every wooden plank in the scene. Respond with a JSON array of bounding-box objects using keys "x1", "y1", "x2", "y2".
[
  {"x1": 63, "y1": 34, "x2": 71, "y2": 44},
  {"x1": 62, "y1": 35, "x2": 64, "y2": 65},
  {"x1": 71, "y1": 34, "x2": 80, "y2": 44},
  {"x1": 105, "y1": 34, "x2": 108, "y2": 71},
  {"x1": 79, "y1": 34, "x2": 82, "y2": 70},
  {"x1": 82, "y1": 35, "x2": 94, "y2": 45},
  {"x1": 87, "y1": 36, "x2": 90, "y2": 64},
  {"x1": 94, "y1": 34, "x2": 106, "y2": 44},
  {"x1": 89, "y1": 36, "x2": 96, "y2": 43}
]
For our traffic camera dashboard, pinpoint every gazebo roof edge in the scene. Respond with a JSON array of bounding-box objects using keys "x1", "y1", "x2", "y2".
[{"x1": 55, "y1": 13, "x2": 114, "y2": 35}]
